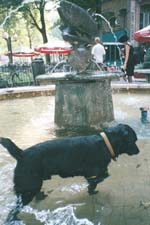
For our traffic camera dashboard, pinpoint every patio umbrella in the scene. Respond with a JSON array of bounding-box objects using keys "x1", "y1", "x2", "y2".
[
  {"x1": 5, "y1": 47, "x2": 40, "y2": 57},
  {"x1": 34, "y1": 39, "x2": 72, "y2": 55},
  {"x1": 5, "y1": 51, "x2": 40, "y2": 57},
  {"x1": 133, "y1": 25, "x2": 150, "y2": 42},
  {"x1": 12, "y1": 51, "x2": 40, "y2": 57}
]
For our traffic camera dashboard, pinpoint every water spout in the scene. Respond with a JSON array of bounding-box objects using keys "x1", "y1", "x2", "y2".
[
  {"x1": 0, "y1": 2, "x2": 27, "y2": 28},
  {"x1": 95, "y1": 13, "x2": 124, "y2": 65}
]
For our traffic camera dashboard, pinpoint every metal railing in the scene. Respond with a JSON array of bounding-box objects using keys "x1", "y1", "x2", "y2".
[{"x1": 0, "y1": 64, "x2": 34, "y2": 88}]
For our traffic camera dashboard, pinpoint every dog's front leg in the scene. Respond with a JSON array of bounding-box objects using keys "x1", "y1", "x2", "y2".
[
  {"x1": 86, "y1": 169, "x2": 110, "y2": 195},
  {"x1": 86, "y1": 177, "x2": 99, "y2": 195}
]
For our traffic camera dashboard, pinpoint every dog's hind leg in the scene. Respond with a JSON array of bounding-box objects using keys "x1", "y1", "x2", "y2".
[{"x1": 5, "y1": 195, "x2": 23, "y2": 223}]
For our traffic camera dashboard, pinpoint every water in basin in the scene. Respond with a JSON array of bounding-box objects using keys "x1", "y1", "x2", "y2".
[{"x1": 0, "y1": 93, "x2": 150, "y2": 225}]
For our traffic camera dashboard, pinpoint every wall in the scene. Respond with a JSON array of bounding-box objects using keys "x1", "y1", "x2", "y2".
[{"x1": 101, "y1": 0, "x2": 149, "y2": 46}]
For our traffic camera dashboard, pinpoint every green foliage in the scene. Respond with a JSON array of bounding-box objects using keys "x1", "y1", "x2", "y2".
[
  {"x1": 0, "y1": 0, "x2": 47, "y2": 40},
  {"x1": 0, "y1": 0, "x2": 57, "y2": 63},
  {"x1": 0, "y1": 0, "x2": 23, "y2": 8}
]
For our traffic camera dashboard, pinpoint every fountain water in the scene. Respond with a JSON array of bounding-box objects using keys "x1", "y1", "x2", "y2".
[
  {"x1": 0, "y1": 94, "x2": 150, "y2": 225},
  {"x1": 94, "y1": 13, "x2": 124, "y2": 65}
]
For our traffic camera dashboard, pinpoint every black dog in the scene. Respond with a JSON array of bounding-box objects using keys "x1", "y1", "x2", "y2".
[{"x1": 0, "y1": 124, "x2": 139, "y2": 206}]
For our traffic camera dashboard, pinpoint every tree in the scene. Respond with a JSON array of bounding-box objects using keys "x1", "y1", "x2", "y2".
[
  {"x1": 0, "y1": 0, "x2": 57, "y2": 63},
  {"x1": 0, "y1": 0, "x2": 103, "y2": 63}
]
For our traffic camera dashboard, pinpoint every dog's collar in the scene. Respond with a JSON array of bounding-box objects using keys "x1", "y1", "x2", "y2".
[{"x1": 100, "y1": 132, "x2": 115, "y2": 159}]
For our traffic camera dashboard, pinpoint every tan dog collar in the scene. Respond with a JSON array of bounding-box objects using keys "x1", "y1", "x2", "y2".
[{"x1": 100, "y1": 132, "x2": 115, "y2": 158}]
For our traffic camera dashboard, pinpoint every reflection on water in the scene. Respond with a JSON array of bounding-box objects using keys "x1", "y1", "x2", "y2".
[
  {"x1": 0, "y1": 93, "x2": 150, "y2": 225},
  {"x1": 0, "y1": 97, "x2": 56, "y2": 148},
  {"x1": 61, "y1": 183, "x2": 88, "y2": 193}
]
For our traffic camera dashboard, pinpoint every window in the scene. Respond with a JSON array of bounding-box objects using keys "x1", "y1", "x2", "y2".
[
  {"x1": 140, "y1": 4, "x2": 150, "y2": 28},
  {"x1": 144, "y1": 12, "x2": 150, "y2": 26}
]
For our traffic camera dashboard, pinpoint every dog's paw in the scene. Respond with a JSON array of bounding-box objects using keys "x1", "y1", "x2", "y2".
[{"x1": 88, "y1": 190, "x2": 99, "y2": 195}]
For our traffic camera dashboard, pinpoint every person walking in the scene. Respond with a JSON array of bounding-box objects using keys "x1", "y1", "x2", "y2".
[
  {"x1": 91, "y1": 37, "x2": 106, "y2": 70},
  {"x1": 118, "y1": 34, "x2": 134, "y2": 83}
]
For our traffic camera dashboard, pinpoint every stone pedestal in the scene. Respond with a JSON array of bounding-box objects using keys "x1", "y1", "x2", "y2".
[
  {"x1": 37, "y1": 71, "x2": 118, "y2": 130},
  {"x1": 55, "y1": 78, "x2": 114, "y2": 129}
]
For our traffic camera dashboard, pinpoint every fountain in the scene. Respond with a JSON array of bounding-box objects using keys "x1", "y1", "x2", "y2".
[
  {"x1": 37, "y1": 0, "x2": 122, "y2": 130},
  {"x1": 1, "y1": 1, "x2": 150, "y2": 225}
]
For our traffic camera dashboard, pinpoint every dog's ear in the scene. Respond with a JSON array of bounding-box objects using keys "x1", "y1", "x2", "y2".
[
  {"x1": 117, "y1": 124, "x2": 129, "y2": 138},
  {"x1": 119, "y1": 124, "x2": 137, "y2": 141},
  {"x1": 122, "y1": 129, "x2": 129, "y2": 137}
]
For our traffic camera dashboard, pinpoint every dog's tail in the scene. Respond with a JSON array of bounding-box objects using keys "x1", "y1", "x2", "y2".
[{"x1": 0, "y1": 137, "x2": 22, "y2": 161}]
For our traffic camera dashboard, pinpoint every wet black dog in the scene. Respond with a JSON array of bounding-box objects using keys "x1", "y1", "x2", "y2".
[{"x1": 0, "y1": 124, "x2": 139, "y2": 206}]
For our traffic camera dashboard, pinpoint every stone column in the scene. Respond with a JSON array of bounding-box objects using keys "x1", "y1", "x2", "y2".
[
  {"x1": 127, "y1": 0, "x2": 140, "y2": 46},
  {"x1": 54, "y1": 73, "x2": 115, "y2": 130}
]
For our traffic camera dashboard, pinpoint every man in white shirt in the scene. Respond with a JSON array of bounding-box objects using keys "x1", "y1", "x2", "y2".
[{"x1": 91, "y1": 37, "x2": 106, "y2": 68}]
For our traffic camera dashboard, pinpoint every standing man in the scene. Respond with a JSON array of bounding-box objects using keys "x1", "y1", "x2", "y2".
[{"x1": 91, "y1": 37, "x2": 106, "y2": 69}]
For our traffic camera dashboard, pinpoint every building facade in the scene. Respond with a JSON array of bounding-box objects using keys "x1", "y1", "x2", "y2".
[{"x1": 101, "y1": 0, "x2": 150, "y2": 46}]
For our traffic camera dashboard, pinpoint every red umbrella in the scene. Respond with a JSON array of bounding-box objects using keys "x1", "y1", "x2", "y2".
[
  {"x1": 34, "y1": 39, "x2": 72, "y2": 55},
  {"x1": 134, "y1": 25, "x2": 150, "y2": 42},
  {"x1": 13, "y1": 51, "x2": 39, "y2": 57},
  {"x1": 5, "y1": 49, "x2": 40, "y2": 57}
]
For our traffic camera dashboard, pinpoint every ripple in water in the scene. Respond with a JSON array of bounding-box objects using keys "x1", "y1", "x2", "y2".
[
  {"x1": 61, "y1": 182, "x2": 88, "y2": 193},
  {"x1": 23, "y1": 204, "x2": 97, "y2": 225}
]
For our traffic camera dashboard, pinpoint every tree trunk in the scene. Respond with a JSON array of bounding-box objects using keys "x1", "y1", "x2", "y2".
[{"x1": 40, "y1": 1, "x2": 50, "y2": 64}]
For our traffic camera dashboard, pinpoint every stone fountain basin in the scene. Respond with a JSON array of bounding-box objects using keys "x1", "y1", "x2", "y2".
[
  {"x1": 36, "y1": 71, "x2": 120, "y2": 84},
  {"x1": 36, "y1": 71, "x2": 121, "y2": 130}
]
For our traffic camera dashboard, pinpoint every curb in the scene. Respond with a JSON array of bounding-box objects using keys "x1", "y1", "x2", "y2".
[
  {"x1": 112, "y1": 82, "x2": 150, "y2": 93},
  {"x1": 0, "y1": 82, "x2": 150, "y2": 100},
  {"x1": 0, "y1": 85, "x2": 55, "y2": 100}
]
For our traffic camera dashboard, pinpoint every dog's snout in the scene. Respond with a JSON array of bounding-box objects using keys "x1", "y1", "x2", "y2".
[{"x1": 133, "y1": 144, "x2": 140, "y2": 155}]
